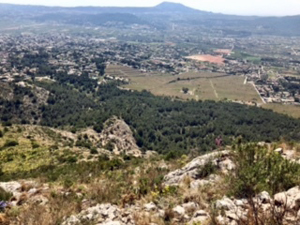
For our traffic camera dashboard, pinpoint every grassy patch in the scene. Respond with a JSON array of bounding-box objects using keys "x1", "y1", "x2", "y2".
[{"x1": 262, "y1": 103, "x2": 300, "y2": 119}]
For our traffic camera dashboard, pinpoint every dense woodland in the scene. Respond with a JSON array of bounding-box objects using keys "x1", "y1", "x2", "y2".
[{"x1": 0, "y1": 68, "x2": 300, "y2": 156}]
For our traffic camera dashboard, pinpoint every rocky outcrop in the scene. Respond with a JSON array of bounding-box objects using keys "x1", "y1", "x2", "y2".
[
  {"x1": 163, "y1": 150, "x2": 233, "y2": 186},
  {"x1": 188, "y1": 210, "x2": 210, "y2": 224},
  {"x1": 62, "y1": 204, "x2": 135, "y2": 225},
  {"x1": 215, "y1": 186, "x2": 300, "y2": 225},
  {"x1": 99, "y1": 117, "x2": 142, "y2": 157},
  {"x1": 0, "y1": 181, "x2": 49, "y2": 207}
]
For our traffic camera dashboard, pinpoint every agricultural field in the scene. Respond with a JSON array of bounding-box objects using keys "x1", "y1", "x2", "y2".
[
  {"x1": 262, "y1": 103, "x2": 300, "y2": 119},
  {"x1": 106, "y1": 65, "x2": 300, "y2": 118},
  {"x1": 106, "y1": 65, "x2": 262, "y2": 103}
]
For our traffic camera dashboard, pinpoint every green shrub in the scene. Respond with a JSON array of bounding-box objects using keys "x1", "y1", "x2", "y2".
[
  {"x1": 2, "y1": 121, "x2": 12, "y2": 127},
  {"x1": 228, "y1": 143, "x2": 300, "y2": 198},
  {"x1": 31, "y1": 141, "x2": 40, "y2": 149},
  {"x1": 75, "y1": 140, "x2": 92, "y2": 149},
  {"x1": 197, "y1": 159, "x2": 217, "y2": 179},
  {"x1": 0, "y1": 187, "x2": 12, "y2": 201},
  {"x1": 2, "y1": 140, "x2": 19, "y2": 148},
  {"x1": 63, "y1": 178, "x2": 74, "y2": 189},
  {"x1": 90, "y1": 147, "x2": 98, "y2": 155},
  {"x1": 105, "y1": 141, "x2": 114, "y2": 151}
]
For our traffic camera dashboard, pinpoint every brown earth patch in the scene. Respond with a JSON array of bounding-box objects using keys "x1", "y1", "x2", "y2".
[{"x1": 185, "y1": 54, "x2": 225, "y2": 65}]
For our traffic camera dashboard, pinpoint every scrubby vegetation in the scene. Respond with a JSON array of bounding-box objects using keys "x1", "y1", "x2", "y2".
[{"x1": 228, "y1": 143, "x2": 300, "y2": 198}]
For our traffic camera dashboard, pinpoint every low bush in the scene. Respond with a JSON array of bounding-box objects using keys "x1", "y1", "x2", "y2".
[
  {"x1": 0, "y1": 187, "x2": 12, "y2": 201},
  {"x1": 228, "y1": 143, "x2": 300, "y2": 198},
  {"x1": 2, "y1": 140, "x2": 19, "y2": 149},
  {"x1": 197, "y1": 159, "x2": 217, "y2": 179},
  {"x1": 31, "y1": 141, "x2": 40, "y2": 149}
]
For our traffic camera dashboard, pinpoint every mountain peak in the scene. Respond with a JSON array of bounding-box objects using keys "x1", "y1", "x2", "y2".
[{"x1": 154, "y1": 2, "x2": 197, "y2": 13}]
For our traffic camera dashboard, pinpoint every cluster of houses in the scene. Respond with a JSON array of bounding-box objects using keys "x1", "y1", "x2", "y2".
[{"x1": 0, "y1": 33, "x2": 299, "y2": 106}]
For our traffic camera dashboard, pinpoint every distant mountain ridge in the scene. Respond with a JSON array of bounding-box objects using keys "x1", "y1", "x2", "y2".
[
  {"x1": 0, "y1": 1, "x2": 300, "y2": 36},
  {"x1": 0, "y1": 2, "x2": 210, "y2": 15}
]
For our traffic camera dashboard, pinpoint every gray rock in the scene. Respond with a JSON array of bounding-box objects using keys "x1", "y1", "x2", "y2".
[
  {"x1": 173, "y1": 205, "x2": 185, "y2": 216},
  {"x1": 188, "y1": 210, "x2": 209, "y2": 224},
  {"x1": 274, "y1": 193, "x2": 288, "y2": 206},
  {"x1": 164, "y1": 150, "x2": 231, "y2": 186},
  {"x1": 216, "y1": 197, "x2": 236, "y2": 211},
  {"x1": 274, "y1": 148, "x2": 283, "y2": 154},
  {"x1": 100, "y1": 117, "x2": 142, "y2": 157},
  {"x1": 193, "y1": 210, "x2": 208, "y2": 217},
  {"x1": 102, "y1": 222, "x2": 121, "y2": 225},
  {"x1": 144, "y1": 151, "x2": 158, "y2": 159},
  {"x1": 143, "y1": 202, "x2": 157, "y2": 212},
  {"x1": 218, "y1": 158, "x2": 236, "y2": 173},
  {"x1": 0, "y1": 181, "x2": 21, "y2": 194},
  {"x1": 182, "y1": 202, "x2": 197, "y2": 212},
  {"x1": 258, "y1": 191, "x2": 271, "y2": 204},
  {"x1": 62, "y1": 203, "x2": 134, "y2": 225}
]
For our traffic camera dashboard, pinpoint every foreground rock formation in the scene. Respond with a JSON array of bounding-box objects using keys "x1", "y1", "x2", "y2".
[
  {"x1": 163, "y1": 150, "x2": 234, "y2": 186},
  {"x1": 99, "y1": 117, "x2": 142, "y2": 157}
]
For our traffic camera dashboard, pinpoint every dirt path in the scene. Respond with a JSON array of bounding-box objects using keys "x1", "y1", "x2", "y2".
[
  {"x1": 210, "y1": 80, "x2": 219, "y2": 99},
  {"x1": 251, "y1": 82, "x2": 266, "y2": 104},
  {"x1": 292, "y1": 48, "x2": 298, "y2": 56},
  {"x1": 191, "y1": 88, "x2": 199, "y2": 101}
]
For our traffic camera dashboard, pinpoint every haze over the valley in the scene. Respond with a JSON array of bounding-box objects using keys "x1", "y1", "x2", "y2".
[{"x1": 1, "y1": 0, "x2": 300, "y2": 16}]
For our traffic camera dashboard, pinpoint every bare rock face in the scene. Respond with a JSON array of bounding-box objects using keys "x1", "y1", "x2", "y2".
[
  {"x1": 100, "y1": 117, "x2": 142, "y2": 157},
  {"x1": 163, "y1": 150, "x2": 233, "y2": 186}
]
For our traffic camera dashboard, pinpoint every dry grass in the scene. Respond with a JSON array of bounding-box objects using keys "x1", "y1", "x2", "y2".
[
  {"x1": 262, "y1": 103, "x2": 300, "y2": 119},
  {"x1": 107, "y1": 65, "x2": 262, "y2": 104},
  {"x1": 133, "y1": 212, "x2": 164, "y2": 225},
  {"x1": 10, "y1": 194, "x2": 81, "y2": 225}
]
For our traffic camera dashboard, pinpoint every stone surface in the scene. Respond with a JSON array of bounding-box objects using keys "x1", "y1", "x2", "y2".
[
  {"x1": 100, "y1": 117, "x2": 142, "y2": 157},
  {"x1": 144, "y1": 151, "x2": 158, "y2": 159},
  {"x1": 173, "y1": 205, "x2": 185, "y2": 216},
  {"x1": 215, "y1": 186, "x2": 300, "y2": 225},
  {"x1": 62, "y1": 203, "x2": 137, "y2": 225},
  {"x1": 143, "y1": 202, "x2": 157, "y2": 212},
  {"x1": 188, "y1": 210, "x2": 209, "y2": 224},
  {"x1": 0, "y1": 181, "x2": 21, "y2": 195},
  {"x1": 182, "y1": 202, "x2": 197, "y2": 212},
  {"x1": 258, "y1": 191, "x2": 271, "y2": 204},
  {"x1": 216, "y1": 197, "x2": 236, "y2": 211},
  {"x1": 164, "y1": 150, "x2": 232, "y2": 186}
]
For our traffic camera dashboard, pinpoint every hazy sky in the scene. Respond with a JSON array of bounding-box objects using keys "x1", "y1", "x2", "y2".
[{"x1": 1, "y1": 0, "x2": 300, "y2": 16}]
